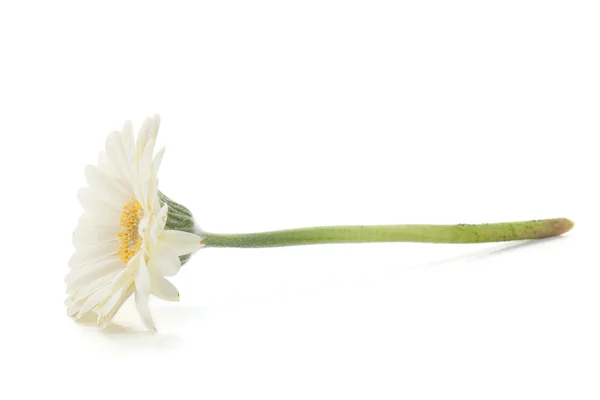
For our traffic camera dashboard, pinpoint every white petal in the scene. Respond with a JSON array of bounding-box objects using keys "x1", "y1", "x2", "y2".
[
  {"x1": 121, "y1": 120, "x2": 135, "y2": 163},
  {"x1": 135, "y1": 117, "x2": 152, "y2": 161},
  {"x1": 146, "y1": 214, "x2": 161, "y2": 248},
  {"x1": 65, "y1": 257, "x2": 124, "y2": 290},
  {"x1": 110, "y1": 252, "x2": 141, "y2": 290},
  {"x1": 97, "y1": 151, "x2": 114, "y2": 177},
  {"x1": 139, "y1": 139, "x2": 155, "y2": 174},
  {"x1": 76, "y1": 286, "x2": 112, "y2": 319},
  {"x1": 136, "y1": 115, "x2": 160, "y2": 161},
  {"x1": 151, "y1": 275, "x2": 179, "y2": 302},
  {"x1": 157, "y1": 204, "x2": 168, "y2": 230},
  {"x1": 148, "y1": 148, "x2": 165, "y2": 210},
  {"x1": 147, "y1": 241, "x2": 181, "y2": 277},
  {"x1": 152, "y1": 146, "x2": 165, "y2": 178},
  {"x1": 130, "y1": 177, "x2": 143, "y2": 209},
  {"x1": 69, "y1": 242, "x2": 119, "y2": 268},
  {"x1": 137, "y1": 140, "x2": 155, "y2": 208},
  {"x1": 140, "y1": 213, "x2": 162, "y2": 250},
  {"x1": 135, "y1": 255, "x2": 151, "y2": 294},
  {"x1": 72, "y1": 216, "x2": 120, "y2": 247},
  {"x1": 85, "y1": 164, "x2": 131, "y2": 200},
  {"x1": 72, "y1": 271, "x2": 120, "y2": 302},
  {"x1": 135, "y1": 292, "x2": 156, "y2": 332},
  {"x1": 135, "y1": 256, "x2": 156, "y2": 331},
  {"x1": 98, "y1": 285, "x2": 135, "y2": 328},
  {"x1": 149, "y1": 114, "x2": 160, "y2": 141},
  {"x1": 64, "y1": 295, "x2": 74, "y2": 308},
  {"x1": 137, "y1": 214, "x2": 151, "y2": 243},
  {"x1": 65, "y1": 296, "x2": 77, "y2": 316},
  {"x1": 99, "y1": 286, "x2": 127, "y2": 315},
  {"x1": 105, "y1": 130, "x2": 132, "y2": 184},
  {"x1": 67, "y1": 301, "x2": 81, "y2": 317},
  {"x1": 149, "y1": 177, "x2": 161, "y2": 211},
  {"x1": 159, "y1": 230, "x2": 204, "y2": 256},
  {"x1": 77, "y1": 187, "x2": 122, "y2": 218}
]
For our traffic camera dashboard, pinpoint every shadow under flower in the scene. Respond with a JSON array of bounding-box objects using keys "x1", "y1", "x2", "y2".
[
  {"x1": 396, "y1": 236, "x2": 570, "y2": 273},
  {"x1": 73, "y1": 304, "x2": 208, "y2": 349}
]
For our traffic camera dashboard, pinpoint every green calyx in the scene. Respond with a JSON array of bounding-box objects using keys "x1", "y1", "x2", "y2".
[{"x1": 158, "y1": 191, "x2": 200, "y2": 265}]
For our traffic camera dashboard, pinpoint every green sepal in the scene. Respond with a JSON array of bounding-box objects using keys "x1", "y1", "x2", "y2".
[{"x1": 158, "y1": 191, "x2": 199, "y2": 266}]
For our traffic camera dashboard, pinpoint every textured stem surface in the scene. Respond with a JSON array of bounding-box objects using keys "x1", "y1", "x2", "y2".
[{"x1": 202, "y1": 218, "x2": 573, "y2": 248}]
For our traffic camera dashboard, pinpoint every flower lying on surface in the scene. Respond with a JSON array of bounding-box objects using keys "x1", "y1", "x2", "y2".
[
  {"x1": 65, "y1": 115, "x2": 204, "y2": 331},
  {"x1": 67, "y1": 115, "x2": 574, "y2": 333}
]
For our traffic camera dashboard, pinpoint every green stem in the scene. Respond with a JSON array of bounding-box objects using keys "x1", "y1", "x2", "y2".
[{"x1": 202, "y1": 218, "x2": 573, "y2": 248}]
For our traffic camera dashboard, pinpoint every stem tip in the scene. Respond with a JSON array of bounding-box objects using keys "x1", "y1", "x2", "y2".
[{"x1": 549, "y1": 218, "x2": 574, "y2": 237}]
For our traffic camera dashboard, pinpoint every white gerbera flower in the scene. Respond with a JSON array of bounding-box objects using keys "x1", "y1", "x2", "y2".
[
  {"x1": 66, "y1": 115, "x2": 574, "y2": 333},
  {"x1": 65, "y1": 115, "x2": 204, "y2": 331}
]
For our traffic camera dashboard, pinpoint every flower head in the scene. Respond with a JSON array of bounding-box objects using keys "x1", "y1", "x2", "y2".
[{"x1": 65, "y1": 115, "x2": 204, "y2": 331}]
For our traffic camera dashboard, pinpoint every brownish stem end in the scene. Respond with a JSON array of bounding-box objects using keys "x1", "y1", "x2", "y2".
[{"x1": 540, "y1": 218, "x2": 575, "y2": 238}]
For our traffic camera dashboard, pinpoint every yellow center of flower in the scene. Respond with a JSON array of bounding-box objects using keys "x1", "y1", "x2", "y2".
[{"x1": 117, "y1": 200, "x2": 144, "y2": 264}]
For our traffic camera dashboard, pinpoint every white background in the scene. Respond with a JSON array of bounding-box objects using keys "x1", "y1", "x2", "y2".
[{"x1": 1, "y1": 1, "x2": 598, "y2": 399}]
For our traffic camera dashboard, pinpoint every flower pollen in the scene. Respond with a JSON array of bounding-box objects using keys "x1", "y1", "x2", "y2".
[{"x1": 117, "y1": 200, "x2": 144, "y2": 264}]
